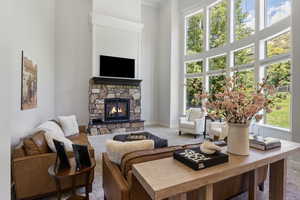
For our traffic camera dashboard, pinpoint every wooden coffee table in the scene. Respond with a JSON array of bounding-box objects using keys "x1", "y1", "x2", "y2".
[
  {"x1": 48, "y1": 157, "x2": 96, "y2": 200},
  {"x1": 133, "y1": 140, "x2": 300, "y2": 200}
]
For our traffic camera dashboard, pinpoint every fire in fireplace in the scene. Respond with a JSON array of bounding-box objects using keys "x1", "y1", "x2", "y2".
[{"x1": 104, "y1": 98, "x2": 130, "y2": 122}]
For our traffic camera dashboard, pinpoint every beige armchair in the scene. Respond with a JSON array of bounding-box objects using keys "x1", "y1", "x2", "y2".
[
  {"x1": 207, "y1": 121, "x2": 228, "y2": 140},
  {"x1": 178, "y1": 108, "x2": 205, "y2": 138}
]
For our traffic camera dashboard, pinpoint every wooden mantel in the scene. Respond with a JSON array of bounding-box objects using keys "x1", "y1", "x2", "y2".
[{"x1": 91, "y1": 76, "x2": 142, "y2": 86}]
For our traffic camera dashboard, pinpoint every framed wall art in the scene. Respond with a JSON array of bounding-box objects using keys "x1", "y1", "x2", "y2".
[{"x1": 21, "y1": 51, "x2": 37, "y2": 110}]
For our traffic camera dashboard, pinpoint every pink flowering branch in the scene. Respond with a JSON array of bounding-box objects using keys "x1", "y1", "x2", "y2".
[{"x1": 196, "y1": 74, "x2": 284, "y2": 124}]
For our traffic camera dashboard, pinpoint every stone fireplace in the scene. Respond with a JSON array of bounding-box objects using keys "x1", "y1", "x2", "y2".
[{"x1": 88, "y1": 77, "x2": 144, "y2": 135}]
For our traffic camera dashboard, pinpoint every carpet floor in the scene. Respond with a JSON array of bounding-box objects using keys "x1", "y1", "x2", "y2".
[{"x1": 44, "y1": 126, "x2": 300, "y2": 200}]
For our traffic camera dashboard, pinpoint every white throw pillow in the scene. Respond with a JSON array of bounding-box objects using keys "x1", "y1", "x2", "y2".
[
  {"x1": 105, "y1": 140, "x2": 154, "y2": 165},
  {"x1": 188, "y1": 108, "x2": 203, "y2": 121},
  {"x1": 37, "y1": 121, "x2": 65, "y2": 138},
  {"x1": 44, "y1": 131, "x2": 73, "y2": 152},
  {"x1": 58, "y1": 115, "x2": 79, "y2": 137}
]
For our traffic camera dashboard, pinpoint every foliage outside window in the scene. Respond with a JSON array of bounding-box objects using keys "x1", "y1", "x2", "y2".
[
  {"x1": 265, "y1": 60, "x2": 291, "y2": 129},
  {"x1": 186, "y1": 77, "x2": 203, "y2": 109},
  {"x1": 186, "y1": 61, "x2": 203, "y2": 74},
  {"x1": 235, "y1": 0, "x2": 255, "y2": 40},
  {"x1": 266, "y1": 31, "x2": 291, "y2": 58},
  {"x1": 186, "y1": 12, "x2": 204, "y2": 55},
  {"x1": 209, "y1": 75, "x2": 226, "y2": 96},
  {"x1": 234, "y1": 70, "x2": 255, "y2": 90},
  {"x1": 209, "y1": 0, "x2": 228, "y2": 49},
  {"x1": 209, "y1": 55, "x2": 227, "y2": 71},
  {"x1": 234, "y1": 46, "x2": 255, "y2": 65}
]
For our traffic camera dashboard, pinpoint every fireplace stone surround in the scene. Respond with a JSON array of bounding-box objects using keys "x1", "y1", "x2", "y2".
[{"x1": 88, "y1": 77, "x2": 144, "y2": 135}]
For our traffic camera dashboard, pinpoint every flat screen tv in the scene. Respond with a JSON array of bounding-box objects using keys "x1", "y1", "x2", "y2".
[{"x1": 100, "y1": 55, "x2": 135, "y2": 78}]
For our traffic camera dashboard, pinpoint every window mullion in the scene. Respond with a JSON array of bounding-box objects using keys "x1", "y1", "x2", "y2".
[
  {"x1": 204, "y1": 5, "x2": 209, "y2": 51},
  {"x1": 229, "y1": 0, "x2": 234, "y2": 43}
]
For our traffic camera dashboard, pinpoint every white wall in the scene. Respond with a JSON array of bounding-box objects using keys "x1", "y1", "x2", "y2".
[
  {"x1": 55, "y1": 0, "x2": 92, "y2": 125},
  {"x1": 291, "y1": 0, "x2": 300, "y2": 160},
  {"x1": 158, "y1": 0, "x2": 172, "y2": 126},
  {"x1": 0, "y1": 0, "x2": 14, "y2": 197},
  {"x1": 8, "y1": 0, "x2": 56, "y2": 145},
  {"x1": 93, "y1": 0, "x2": 141, "y2": 22},
  {"x1": 141, "y1": 5, "x2": 160, "y2": 124},
  {"x1": 169, "y1": 0, "x2": 181, "y2": 128}
]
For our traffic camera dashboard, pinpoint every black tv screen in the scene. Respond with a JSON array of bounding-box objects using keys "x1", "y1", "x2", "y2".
[{"x1": 100, "y1": 55, "x2": 135, "y2": 78}]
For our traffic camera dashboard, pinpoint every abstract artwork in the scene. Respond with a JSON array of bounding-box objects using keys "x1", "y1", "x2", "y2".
[{"x1": 21, "y1": 51, "x2": 37, "y2": 110}]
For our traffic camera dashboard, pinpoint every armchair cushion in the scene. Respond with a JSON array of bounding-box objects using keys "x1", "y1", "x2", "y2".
[
  {"x1": 58, "y1": 115, "x2": 80, "y2": 137},
  {"x1": 31, "y1": 130, "x2": 50, "y2": 154},
  {"x1": 179, "y1": 120, "x2": 195, "y2": 129},
  {"x1": 188, "y1": 108, "x2": 203, "y2": 121}
]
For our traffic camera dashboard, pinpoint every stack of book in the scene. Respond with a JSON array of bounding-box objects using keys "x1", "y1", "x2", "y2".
[
  {"x1": 173, "y1": 148, "x2": 228, "y2": 170},
  {"x1": 249, "y1": 135, "x2": 281, "y2": 151}
]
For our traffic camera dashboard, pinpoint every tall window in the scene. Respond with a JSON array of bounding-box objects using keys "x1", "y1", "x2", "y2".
[
  {"x1": 183, "y1": 0, "x2": 292, "y2": 129},
  {"x1": 209, "y1": 1, "x2": 228, "y2": 48}
]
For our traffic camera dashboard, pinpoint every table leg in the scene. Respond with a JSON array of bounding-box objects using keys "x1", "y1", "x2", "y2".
[
  {"x1": 269, "y1": 159, "x2": 287, "y2": 200},
  {"x1": 85, "y1": 171, "x2": 91, "y2": 200},
  {"x1": 71, "y1": 176, "x2": 77, "y2": 196},
  {"x1": 205, "y1": 184, "x2": 213, "y2": 200},
  {"x1": 54, "y1": 177, "x2": 62, "y2": 200},
  {"x1": 169, "y1": 193, "x2": 186, "y2": 200},
  {"x1": 249, "y1": 170, "x2": 258, "y2": 200}
]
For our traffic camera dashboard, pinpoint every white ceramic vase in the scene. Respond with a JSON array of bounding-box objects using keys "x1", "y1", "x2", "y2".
[{"x1": 227, "y1": 123, "x2": 250, "y2": 156}]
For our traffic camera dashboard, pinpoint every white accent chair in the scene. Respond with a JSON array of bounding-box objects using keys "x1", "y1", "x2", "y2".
[
  {"x1": 178, "y1": 108, "x2": 205, "y2": 138},
  {"x1": 207, "y1": 121, "x2": 228, "y2": 140}
]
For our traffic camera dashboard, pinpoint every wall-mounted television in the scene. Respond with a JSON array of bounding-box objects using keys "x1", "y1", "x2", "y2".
[{"x1": 100, "y1": 55, "x2": 135, "y2": 78}]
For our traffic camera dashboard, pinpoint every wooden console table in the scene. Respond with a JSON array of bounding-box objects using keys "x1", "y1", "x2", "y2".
[{"x1": 132, "y1": 140, "x2": 300, "y2": 200}]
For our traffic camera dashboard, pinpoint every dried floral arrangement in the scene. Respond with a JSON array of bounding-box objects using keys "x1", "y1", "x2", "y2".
[{"x1": 196, "y1": 74, "x2": 286, "y2": 124}]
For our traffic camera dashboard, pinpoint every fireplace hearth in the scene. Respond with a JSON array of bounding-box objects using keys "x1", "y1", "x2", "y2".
[{"x1": 105, "y1": 98, "x2": 130, "y2": 122}]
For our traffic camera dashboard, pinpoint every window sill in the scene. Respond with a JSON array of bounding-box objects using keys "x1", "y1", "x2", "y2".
[{"x1": 254, "y1": 123, "x2": 291, "y2": 134}]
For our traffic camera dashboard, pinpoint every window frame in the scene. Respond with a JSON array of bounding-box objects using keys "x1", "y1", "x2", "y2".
[{"x1": 182, "y1": 0, "x2": 292, "y2": 131}]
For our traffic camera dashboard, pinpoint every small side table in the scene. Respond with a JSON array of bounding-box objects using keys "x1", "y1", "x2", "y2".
[{"x1": 48, "y1": 158, "x2": 96, "y2": 200}]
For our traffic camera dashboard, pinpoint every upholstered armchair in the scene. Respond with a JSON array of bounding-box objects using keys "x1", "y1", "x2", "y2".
[
  {"x1": 178, "y1": 108, "x2": 205, "y2": 138},
  {"x1": 207, "y1": 121, "x2": 229, "y2": 140}
]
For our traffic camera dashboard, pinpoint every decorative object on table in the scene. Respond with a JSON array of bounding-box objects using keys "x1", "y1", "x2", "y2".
[
  {"x1": 126, "y1": 133, "x2": 149, "y2": 141},
  {"x1": 173, "y1": 147, "x2": 228, "y2": 170},
  {"x1": 113, "y1": 132, "x2": 168, "y2": 148},
  {"x1": 48, "y1": 157, "x2": 96, "y2": 200},
  {"x1": 249, "y1": 135, "x2": 281, "y2": 151},
  {"x1": 178, "y1": 108, "x2": 206, "y2": 138},
  {"x1": 196, "y1": 73, "x2": 287, "y2": 156},
  {"x1": 213, "y1": 140, "x2": 227, "y2": 147},
  {"x1": 53, "y1": 139, "x2": 70, "y2": 171},
  {"x1": 21, "y1": 51, "x2": 37, "y2": 110},
  {"x1": 72, "y1": 144, "x2": 91, "y2": 171},
  {"x1": 200, "y1": 140, "x2": 222, "y2": 154}
]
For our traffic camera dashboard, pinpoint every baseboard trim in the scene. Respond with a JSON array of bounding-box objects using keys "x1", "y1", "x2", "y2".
[{"x1": 145, "y1": 121, "x2": 159, "y2": 126}]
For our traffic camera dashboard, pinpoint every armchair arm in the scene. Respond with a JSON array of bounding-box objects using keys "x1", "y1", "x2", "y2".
[
  {"x1": 179, "y1": 117, "x2": 187, "y2": 124},
  {"x1": 102, "y1": 153, "x2": 129, "y2": 200},
  {"x1": 12, "y1": 153, "x2": 57, "y2": 199}
]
